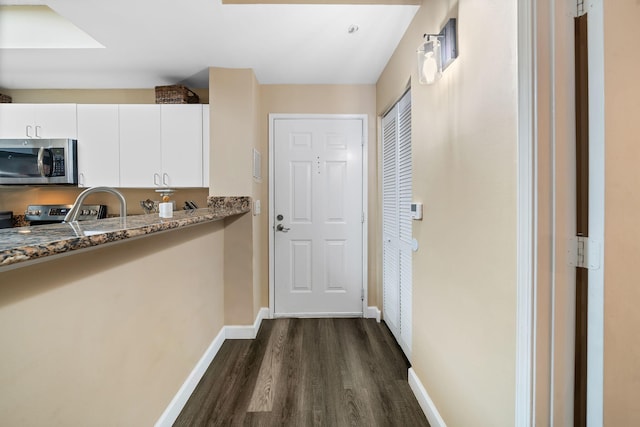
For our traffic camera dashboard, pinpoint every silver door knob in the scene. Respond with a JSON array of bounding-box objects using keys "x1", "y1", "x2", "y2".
[{"x1": 276, "y1": 224, "x2": 290, "y2": 232}]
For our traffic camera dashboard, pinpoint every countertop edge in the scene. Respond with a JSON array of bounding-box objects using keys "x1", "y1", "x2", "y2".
[{"x1": 0, "y1": 196, "x2": 251, "y2": 271}]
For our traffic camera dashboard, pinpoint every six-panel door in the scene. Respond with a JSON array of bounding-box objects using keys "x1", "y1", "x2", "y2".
[{"x1": 273, "y1": 118, "x2": 364, "y2": 316}]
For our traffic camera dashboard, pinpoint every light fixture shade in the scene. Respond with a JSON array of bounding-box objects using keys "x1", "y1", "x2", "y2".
[{"x1": 417, "y1": 37, "x2": 442, "y2": 85}]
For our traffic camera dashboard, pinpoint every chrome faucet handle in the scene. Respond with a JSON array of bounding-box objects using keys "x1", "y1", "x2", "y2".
[{"x1": 64, "y1": 186, "x2": 127, "y2": 222}]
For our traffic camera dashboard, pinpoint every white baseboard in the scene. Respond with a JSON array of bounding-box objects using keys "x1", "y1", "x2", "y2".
[
  {"x1": 155, "y1": 307, "x2": 269, "y2": 427},
  {"x1": 154, "y1": 328, "x2": 226, "y2": 427},
  {"x1": 226, "y1": 307, "x2": 270, "y2": 339},
  {"x1": 365, "y1": 306, "x2": 381, "y2": 322},
  {"x1": 408, "y1": 367, "x2": 447, "y2": 427}
]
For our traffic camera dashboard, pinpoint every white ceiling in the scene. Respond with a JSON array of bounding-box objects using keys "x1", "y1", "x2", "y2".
[{"x1": 0, "y1": 0, "x2": 419, "y2": 89}]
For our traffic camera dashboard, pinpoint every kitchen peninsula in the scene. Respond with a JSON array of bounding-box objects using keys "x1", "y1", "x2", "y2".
[
  {"x1": 0, "y1": 195, "x2": 255, "y2": 426},
  {"x1": 0, "y1": 196, "x2": 250, "y2": 269}
]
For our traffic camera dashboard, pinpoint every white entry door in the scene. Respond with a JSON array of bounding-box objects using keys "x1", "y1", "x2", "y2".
[{"x1": 272, "y1": 116, "x2": 365, "y2": 317}]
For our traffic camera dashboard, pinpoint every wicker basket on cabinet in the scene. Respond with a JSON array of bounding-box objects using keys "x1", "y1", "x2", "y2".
[{"x1": 154, "y1": 85, "x2": 199, "y2": 104}]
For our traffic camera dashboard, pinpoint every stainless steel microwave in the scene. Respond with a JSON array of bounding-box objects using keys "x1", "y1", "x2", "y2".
[{"x1": 0, "y1": 139, "x2": 78, "y2": 185}]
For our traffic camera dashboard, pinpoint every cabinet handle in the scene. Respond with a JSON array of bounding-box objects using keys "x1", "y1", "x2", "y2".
[
  {"x1": 26, "y1": 125, "x2": 33, "y2": 138},
  {"x1": 37, "y1": 148, "x2": 45, "y2": 177},
  {"x1": 162, "y1": 173, "x2": 169, "y2": 186},
  {"x1": 154, "y1": 173, "x2": 161, "y2": 186},
  {"x1": 35, "y1": 125, "x2": 42, "y2": 138}
]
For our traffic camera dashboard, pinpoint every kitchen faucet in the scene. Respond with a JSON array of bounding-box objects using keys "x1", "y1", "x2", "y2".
[{"x1": 63, "y1": 186, "x2": 127, "y2": 223}]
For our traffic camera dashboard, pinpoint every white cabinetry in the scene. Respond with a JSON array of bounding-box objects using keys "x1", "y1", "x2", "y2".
[
  {"x1": 119, "y1": 104, "x2": 204, "y2": 188},
  {"x1": 0, "y1": 104, "x2": 77, "y2": 139},
  {"x1": 160, "y1": 104, "x2": 203, "y2": 188},
  {"x1": 119, "y1": 105, "x2": 161, "y2": 187},
  {"x1": 203, "y1": 105, "x2": 210, "y2": 188},
  {"x1": 0, "y1": 103, "x2": 206, "y2": 188},
  {"x1": 77, "y1": 105, "x2": 120, "y2": 187}
]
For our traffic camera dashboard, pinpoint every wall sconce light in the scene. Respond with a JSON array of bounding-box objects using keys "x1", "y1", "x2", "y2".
[
  {"x1": 417, "y1": 35, "x2": 442, "y2": 84},
  {"x1": 417, "y1": 18, "x2": 457, "y2": 85}
]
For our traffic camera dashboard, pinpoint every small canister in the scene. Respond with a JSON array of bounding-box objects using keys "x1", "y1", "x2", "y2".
[{"x1": 159, "y1": 203, "x2": 173, "y2": 218}]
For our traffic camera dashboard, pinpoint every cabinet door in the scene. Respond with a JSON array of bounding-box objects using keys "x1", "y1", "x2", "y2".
[
  {"x1": 77, "y1": 105, "x2": 119, "y2": 187},
  {"x1": 160, "y1": 104, "x2": 203, "y2": 187},
  {"x1": 119, "y1": 105, "x2": 161, "y2": 188},
  {"x1": 33, "y1": 104, "x2": 77, "y2": 138},
  {"x1": 0, "y1": 104, "x2": 77, "y2": 138},
  {"x1": 0, "y1": 104, "x2": 36, "y2": 138},
  {"x1": 202, "y1": 105, "x2": 210, "y2": 188}
]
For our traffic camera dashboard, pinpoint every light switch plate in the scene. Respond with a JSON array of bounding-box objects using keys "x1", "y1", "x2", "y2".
[{"x1": 254, "y1": 200, "x2": 261, "y2": 215}]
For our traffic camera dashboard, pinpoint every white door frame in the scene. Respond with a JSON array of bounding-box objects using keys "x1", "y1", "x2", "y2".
[
  {"x1": 586, "y1": 1, "x2": 605, "y2": 423},
  {"x1": 515, "y1": 0, "x2": 605, "y2": 425},
  {"x1": 268, "y1": 114, "x2": 368, "y2": 319},
  {"x1": 515, "y1": 0, "x2": 536, "y2": 422}
]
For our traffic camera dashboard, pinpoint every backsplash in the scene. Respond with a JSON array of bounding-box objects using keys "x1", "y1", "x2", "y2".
[
  {"x1": 12, "y1": 215, "x2": 28, "y2": 227},
  {"x1": 0, "y1": 187, "x2": 209, "y2": 224},
  {"x1": 207, "y1": 196, "x2": 252, "y2": 216}
]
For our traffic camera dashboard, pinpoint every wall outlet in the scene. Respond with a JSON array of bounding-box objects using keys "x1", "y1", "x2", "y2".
[{"x1": 254, "y1": 200, "x2": 261, "y2": 215}]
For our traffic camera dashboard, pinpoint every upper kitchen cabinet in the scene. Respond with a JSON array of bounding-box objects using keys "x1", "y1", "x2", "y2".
[
  {"x1": 77, "y1": 105, "x2": 120, "y2": 187},
  {"x1": 203, "y1": 105, "x2": 210, "y2": 188},
  {"x1": 0, "y1": 104, "x2": 77, "y2": 139},
  {"x1": 119, "y1": 104, "x2": 204, "y2": 188},
  {"x1": 119, "y1": 104, "x2": 161, "y2": 188},
  {"x1": 161, "y1": 104, "x2": 203, "y2": 188}
]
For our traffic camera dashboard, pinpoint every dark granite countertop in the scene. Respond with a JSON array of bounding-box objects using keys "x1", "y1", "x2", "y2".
[{"x1": 0, "y1": 196, "x2": 250, "y2": 270}]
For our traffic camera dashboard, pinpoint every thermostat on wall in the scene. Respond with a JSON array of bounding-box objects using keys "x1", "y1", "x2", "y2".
[{"x1": 410, "y1": 202, "x2": 423, "y2": 220}]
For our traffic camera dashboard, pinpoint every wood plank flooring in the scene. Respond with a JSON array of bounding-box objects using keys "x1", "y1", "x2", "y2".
[{"x1": 174, "y1": 318, "x2": 430, "y2": 427}]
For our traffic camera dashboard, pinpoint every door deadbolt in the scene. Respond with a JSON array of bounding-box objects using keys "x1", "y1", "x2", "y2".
[{"x1": 276, "y1": 214, "x2": 284, "y2": 221}]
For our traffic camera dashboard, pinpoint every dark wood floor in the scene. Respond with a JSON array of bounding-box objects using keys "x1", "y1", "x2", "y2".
[{"x1": 174, "y1": 318, "x2": 430, "y2": 427}]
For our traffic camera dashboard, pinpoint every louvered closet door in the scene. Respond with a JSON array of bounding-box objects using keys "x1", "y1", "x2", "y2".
[
  {"x1": 382, "y1": 90, "x2": 412, "y2": 359},
  {"x1": 382, "y1": 106, "x2": 400, "y2": 340}
]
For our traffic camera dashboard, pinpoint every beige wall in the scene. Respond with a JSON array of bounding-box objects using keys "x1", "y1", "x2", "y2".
[
  {"x1": 259, "y1": 84, "x2": 379, "y2": 306},
  {"x1": 3, "y1": 88, "x2": 209, "y2": 104},
  {"x1": 251, "y1": 76, "x2": 266, "y2": 312},
  {"x1": 223, "y1": 213, "x2": 256, "y2": 324},
  {"x1": 209, "y1": 68, "x2": 258, "y2": 196},
  {"x1": 0, "y1": 222, "x2": 225, "y2": 426},
  {"x1": 0, "y1": 187, "x2": 208, "y2": 218},
  {"x1": 603, "y1": 2, "x2": 640, "y2": 425},
  {"x1": 377, "y1": 0, "x2": 518, "y2": 425},
  {"x1": 209, "y1": 68, "x2": 265, "y2": 322},
  {"x1": 208, "y1": 80, "x2": 379, "y2": 317}
]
